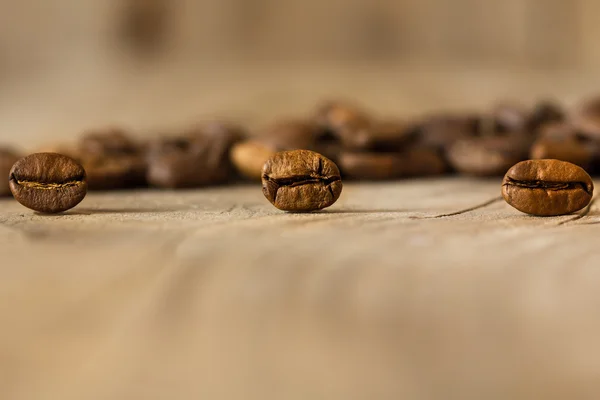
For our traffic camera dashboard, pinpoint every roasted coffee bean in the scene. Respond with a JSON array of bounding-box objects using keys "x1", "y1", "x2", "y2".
[
  {"x1": 314, "y1": 101, "x2": 373, "y2": 149},
  {"x1": 570, "y1": 97, "x2": 600, "y2": 140},
  {"x1": 529, "y1": 101, "x2": 564, "y2": 131},
  {"x1": 537, "y1": 122, "x2": 578, "y2": 141},
  {"x1": 147, "y1": 125, "x2": 241, "y2": 188},
  {"x1": 262, "y1": 150, "x2": 342, "y2": 212},
  {"x1": 402, "y1": 147, "x2": 448, "y2": 177},
  {"x1": 416, "y1": 114, "x2": 479, "y2": 150},
  {"x1": 530, "y1": 138, "x2": 593, "y2": 169},
  {"x1": 492, "y1": 102, "x2": 529, "y2": 133},
  {"x1": 82, "y1": 154, "x2": 147, "y2": 190},
  {"x1": 260, "y1": 119, "x2": 322, "y2": 150},
  {"x1": 358, "y1": 120, "x2": 416, "y2": 152},
  {"x1": 502, "y1": 159, "x2": 593, "y2": 216},
  {"x1": 0, "y1": 148, "x2": 20, "y2": 196},
  {"x1": 80, "y1": 128, "x2": 139, "y2": 155},
  {"x1": 230, "y1": 140, "x2": 278, "y2": 181},
  {"x1": 9, "y1": 153, "x2": 87, "y2": 213},
  {"x1": 338, "y1": 151, "x2": 404, "y2": 180},
  {"x1": 446, "y1": 136, "x2": 530, "y2": 176}
]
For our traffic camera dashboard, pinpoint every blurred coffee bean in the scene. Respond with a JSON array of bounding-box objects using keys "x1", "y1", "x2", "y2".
[
  {"x1": 416, "y1": 114, "x2": 480, "y2": 150},
  {"x1": 80, "y1": 128, "x2": 139, "y2": 155},
  {"x1": 230, "y1": 140, "x2": 278, "y2": 181},
  {"x1": 338, "y1": 152, "x2": 404, "y2": 180},
  {"x1": 529, "y1": 101, "x2": 564, "y2": 131},
  {"x1": 82, "y1": 154, "x2": 147, "y2": 190},
  {"x1": 492, "y1": 102, "x2": 530, "y2": 133},
  {"x1": 446, "y1": 136, "x2": 530, "y2": 176},
  {"x1": 570, "y1": 96, "x2": 600, "y2": 140},
  {"x1": 530, "y1": 137, "x2": 593, "y2": 169},
  {"x1": 147, "y1": 125, "x2": 241, "y2": 188},
  {"x1": 260, "y1": 119, "x2": 322, "y2": 150},
  {"x1": 360, "y1": 120, "x2": 416, "y2": 151},
  {"x1": 537, "y1": 122, "x2": 578, "y2": 140},
  {"x1": 314, "y1": 101, "x2": 373, "y2": 149},
  {"x1": 0, "y1": 148, "x2": 20, "y2": 196},
  {"x1": 402, "y1": 147, "x2": 448, "y2": 177}
]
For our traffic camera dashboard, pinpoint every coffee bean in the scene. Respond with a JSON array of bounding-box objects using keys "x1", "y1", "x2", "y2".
[
  {"x1": 402, "y1": 147, "x2": 448, "y2": 177},
  {"x1": 260, "y1": 119, "x2": 322, "y2": 150},
  {"x1": 492, "y1": 102, "x2": 529, "y2": 133},
  {"x1": 529, "y1": 101, "x2": 564, "y2": 131},
  {"x1": 537, "y1": 122, "x2": 577, "y2": 141},
  {"x1": 80, "y1": 128, "x2": 139, "y2": 155},
  {"x1": 9, "y1": 153, "x2": 87, "y2": 213},
  {"x1": 0, "y1": 148, "x2": 20, "y2": 196},
  {"x1": 147, "y1": 125, "x2": 241, "y2": 188},
  {"x1": 338, "y1": 151, "x2": 404, "y2": 180},
  {"x1": 502, "y1": 159, "x2": 593, "y2": 216},
  {"x1": 230, "y1": 140, "x2": 277, "y2": 181},
  {"x1": 416, "y1": 114, "x2": 479, "y2": 150},
  {"x1": 570, "y1": 97, "x2": 600, "y2": 140},
  {"x1": 446, "y1": 136, "x2": 530, "y2": 176},
  {"x1": 262, "y1": 150, "x2": 342, "y2": 212},
  {"x1": 359, "y1": 120, "x2": 416, "y2": 152},
  {"x1": 530, "y1": 138, "x2": 593, "y2": 169},
  {"x1": 82, "y1": 154, "x2": 147, "y2": 190},
  {"x1": 314, "y1": 101, "x2": 373, "y2": 149}
]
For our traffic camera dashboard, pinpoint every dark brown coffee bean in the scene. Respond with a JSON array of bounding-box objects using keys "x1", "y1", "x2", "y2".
[
  {"x1": 359, "y1": 120, "x2": 416, "y2": 152},
  {"x1": 260, "y1": 119, "x2": 322, "y2": 150},
  {"x1": 537, "y1": 122, "x2": 577, "y2": 141},
  {"x1": 82, "y1": 154, "x2": 147, "y2": 190},
  {"x1": 338, "y1": 151, "x2": 404, "y2": 180},
  {"x1": 147, "y1": 125, "x2": 241, "y2": 188},
  {"x1": 314, "y1": 101, "x2": 373, "y2": 149},
  {"x1": 9, "y1": 153, "x2": 87, "y2": 213},
  {"x1": 529, "y1": 101, "x2": 564, "y2": 131},
  {"x1": 530, "y1": 138, "x2": 593, "y2": 169},
  {"x1": 402, "y1": 147, "x2": 448, "y2": 177},
  {"x1": 492, "y1": 102, "x2": 529, "y2": 133},
  {"x1": 502, "y1": 159, "x2": 593, "y2": 216},
  {"x1": 230, "y1": 140, "x2": 277, "y2": 181},
  {"x1": 446, "y1": 136, "x2": 530, "y2": 176},
  {"x1": 262, "y1": 150, "x2": 342, "y2": 212},
  {"x1": 570, "y1": 97, "x2": 600, "y2": 140},
  {"x1": 0, "y1": 148, "x2": 20, "y2": 196},
  {"x1": 80, "y1": 128, "x2": 139, "y2": 155},
  {"x1": 416, "y1": 114, "x2": 479, "y2": 150}
]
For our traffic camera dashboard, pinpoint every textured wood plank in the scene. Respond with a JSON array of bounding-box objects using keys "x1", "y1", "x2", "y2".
[{"x1": 1, "y1": 179, "x2": 600, "y2": 399}]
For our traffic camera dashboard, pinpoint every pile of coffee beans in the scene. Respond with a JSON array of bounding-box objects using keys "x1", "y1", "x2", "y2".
[{"x1": 1, "y1": 97, "x2": 599, "y2": 214}]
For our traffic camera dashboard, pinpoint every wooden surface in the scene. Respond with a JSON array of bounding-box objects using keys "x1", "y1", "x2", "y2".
[{"x1": 2, "y1": 178, "x2": 600, "y2": 399}]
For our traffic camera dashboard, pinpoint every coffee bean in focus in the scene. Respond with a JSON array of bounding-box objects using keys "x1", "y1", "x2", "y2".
[
  {"x1": 502, "y1": 159, "x2": 593, "y2": 216},
  {"x1": 9, "y1": 153, "x2": 87, "y2": 213},
  {"x1": 262, "y1": 150, "x2": 342, "y2": 212}
]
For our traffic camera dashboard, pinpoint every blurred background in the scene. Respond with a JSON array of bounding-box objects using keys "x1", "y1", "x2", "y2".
[{"x1": 2, "y1": 0, "x2": 600, "y2": 148}]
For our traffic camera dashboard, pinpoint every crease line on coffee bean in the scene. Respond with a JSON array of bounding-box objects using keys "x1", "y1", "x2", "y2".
[{"x1": 410, "y1": 196, "x2": 503, "y2": 219}]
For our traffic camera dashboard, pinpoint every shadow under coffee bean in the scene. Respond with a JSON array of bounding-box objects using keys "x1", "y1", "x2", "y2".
[{"x1": 9, "y1": 153, "x2": 88, "y2": 214}]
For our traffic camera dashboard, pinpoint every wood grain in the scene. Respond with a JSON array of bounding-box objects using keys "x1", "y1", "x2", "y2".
[{"x1": 1, "y1": 179, "x2": 600, "y2": 399}]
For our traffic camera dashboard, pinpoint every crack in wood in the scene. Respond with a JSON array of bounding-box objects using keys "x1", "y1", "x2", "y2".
[
  {"x1": 557, "y1": 198, "x2": 596, "y2": 226},
  {"x1": 410, "y1": 196, "x2": 503, "y2": 219}
]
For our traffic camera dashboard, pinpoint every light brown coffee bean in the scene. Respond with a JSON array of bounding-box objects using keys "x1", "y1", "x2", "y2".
[
  {"x1": 230, "y1": 140, "x2": 278, "y2": 181},
  {"x1": 502, "y1": 159, "x2": 593, "y2": 216}
]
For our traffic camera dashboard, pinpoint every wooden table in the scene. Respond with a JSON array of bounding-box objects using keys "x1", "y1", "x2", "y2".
[{"x1": 1, "y1": 178, "x2": 599, "y2": 399}]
